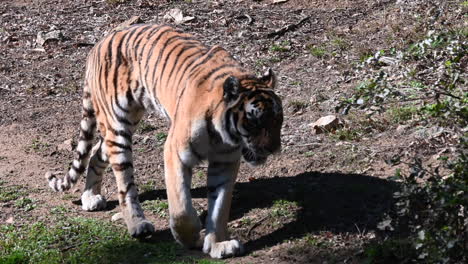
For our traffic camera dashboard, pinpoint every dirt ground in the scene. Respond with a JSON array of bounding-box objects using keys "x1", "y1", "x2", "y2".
[{"x1": 0, "y1": 0, "x2": 465, "y2": 263}]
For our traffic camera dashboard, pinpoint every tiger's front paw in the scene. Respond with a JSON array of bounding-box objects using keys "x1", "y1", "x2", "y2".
[
  {"x1": 203, "y1": 235, "x2": 244, "y2": 259},
  {"x1": 81, "y1": 191, "x2": 107, "y2": 211},
  {"x1": 129, "y1": 219, "x2": 155, "y2": 239}
]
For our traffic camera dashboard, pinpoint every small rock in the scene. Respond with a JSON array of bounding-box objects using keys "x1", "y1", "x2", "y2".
[
  {"x1": 111, "y1": 16, "x2": 143, "y2": 33},
  {"x1": 396, "y1": 124, "x2": 408, "y2": 134},
  {"x1": 5, "y1": 216, "x2": 14, "y2": 224},
  {"x1": 111, "y1": 212, "x2": 123, "y2": 222},
  {"x1": 310, "y1": 115, "x2": 342, "y2": 134},
  {"x1": 163, "y1": 8, "x2": 195, "y2": 24},
  {"x1": 58, "y1": 139, "x2": 74, "y2": 152},
  {"x1": 36, "y1": 30, "x2": 64, "y2": 46}
]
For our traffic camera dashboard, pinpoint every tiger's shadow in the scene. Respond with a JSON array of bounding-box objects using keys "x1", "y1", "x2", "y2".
[{"x1": 139, "y1": 171, "x2": 398, "y2": 252}]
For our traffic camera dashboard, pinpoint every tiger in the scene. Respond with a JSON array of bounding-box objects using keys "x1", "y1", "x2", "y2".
[{"x1": 46, "y1": 24, "x2": 283, "y2": 258}]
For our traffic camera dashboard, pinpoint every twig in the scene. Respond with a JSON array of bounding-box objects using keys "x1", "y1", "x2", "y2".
[
  {"x1": 266, "y1": 16, "x2": 311, "y2": 38},
  {"x1": 295, "y1": 143, "x2": 322, "y2": 147},
  {"x1": 435, "y1": 90, "x2": 462, "y2": 100},
  {"x1": 247, "y1": 215, "x2": 269, "y2": 237}
]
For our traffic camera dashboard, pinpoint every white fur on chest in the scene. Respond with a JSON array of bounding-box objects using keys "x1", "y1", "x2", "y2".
[{"x1": 178, "y1": 120, "x2": 241, "y2": 167}]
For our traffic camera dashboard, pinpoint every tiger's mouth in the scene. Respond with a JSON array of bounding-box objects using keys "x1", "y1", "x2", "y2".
[{"x1": 241, "y1": 147, "x2": 268, "y2": 166}]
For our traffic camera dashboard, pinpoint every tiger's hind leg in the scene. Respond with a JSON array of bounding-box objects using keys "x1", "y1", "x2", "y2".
[
  {"x1": 105, "y1": 120, "x2": 154, "y2": 238},
  {"x1": 81, "y1": 137, "x2": 109, "y2": 211}
]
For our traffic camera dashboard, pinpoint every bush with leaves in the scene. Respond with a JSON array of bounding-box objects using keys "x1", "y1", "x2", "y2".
[
  {"x1": 391, "y1": 146, "x2": 467, "y2": 263},
  {"x1": 342, "y1": 27, "x2": 467, "y2": 263}
]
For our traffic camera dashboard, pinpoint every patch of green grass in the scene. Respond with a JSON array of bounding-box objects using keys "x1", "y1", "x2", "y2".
[
  {"x1": 29, "y1": 138, "x2": 50, "y2": 152},
  {"x1": 142, "y1": 199, "x2": 169, "y2": 218},
  {"x1": 387, "y1": 105, "x2": 419, "y2": 123},
  {"x1": 270, "y1": 41, "x2": 290, "y2": 52},
  {"x1": 290, "y1": 80, "x2": 302, "y2": 86},
  {"x1": 304, "y1": 151, "x2": 314, "y2": 157},
  {"x1": 270, "y1": 199, "x2": 298, "y2": 218},
  {"x1": 288, "y1": 100, "x2": 308, "y2": 113},
  {"x1": 303, "y1": 233, "x2": 333, "y2": 248},
  {"x1": 62, "y1": 193, "x2": 76, "y2": 200},
  {"x1": 156, "y1": 132, "x2": 168, "y2": 142},
  {"x1": 0, "y1": 217, "x2": 205, "y2": 264},
  {"x1": 50, "y1": 205, "x2": 69, "y2": 215},
  {"x1": 14, "y1": 197, "x2": 36, "y2": 211},
  {"x1": 408, "y1": 80, "x2": 425, "y2": 89},
  {"x1": 0, "y1": 185, "x2": 25, "y2": 202},
  {"x1": 140, "y1": 180, "x2": 156, "y2": 193},
  {"x1": 363, "y1": 238, "x2": 415, "y2": 264},
  {"x1": 239, "y1": 217, "x2": 252, "y2": 226},
  {"x1": 138, "y1": 120, "x2": 157, "y2": 133},
  {"x1": 308, "y1": 45, "x2": 327, "y2": 58},
  {"x1": 331, "y1": 37, "x2": 349, "y2": 50},
  {"x1": 269, "y1": 56, "x2": 282, "y2": 63},
  {"x1": 195, "y1": 170, "x2": 204, "y2": 179},
  {"x1": 331, "y1": 127, "x2": 362, "y2": 141}
]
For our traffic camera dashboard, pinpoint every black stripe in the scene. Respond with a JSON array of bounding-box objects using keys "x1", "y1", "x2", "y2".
[
  {"x1": 97, "y1": 152, "x2": 106, "y2": 163},
  {"x1": 143, "y1": 27, "x2": 174, "y2": 83},
  {"x1": 120, "y1": 26, "x2": 140, "y2": 60},
  {"x1": 225, "y1": 109, "x2": 241, "y2": 142},
  {"x1": 205, "y1": 111, "x2": 223, "y2": 144},
  {"x1": 109, "y1": 150, "x2": 129, "y2": 155},
  {"x1": 115, "y1": 115, "x2": 134, "y2": 126},
  {"x1": 108, "y1": 127, "x2": 132, "y2": 141},
  {"x1": 113, "y1": 35, "x2": 129, "y2": 114},
  {"x1": 77, "y1": 145, "x2": 92, "y2": 160},
  {"x1": 125, "y1": 25, "x2": 152, "y2": 59},
  {"x1": 126, "y1": 87, "x2": 134, "y2": 105},
  {"x1": 89, "y1": 165, "x2": 100, "y2": 176},
  {"x1": 159, "y1": 40, "x2": 199, "y2": 84},
  {"x1": 186, "y1": 46, "x2": 225, "y2": 80},
  {"x1": 209, "y1": 72, "x2": 230, "y2": 91},
  {"x1": 104, "y1": 34, "x2": 116, "y2": 93},
  {"x1": 207, "y1": 179, "x2": 228, "y2": 193},
  {"x1": 125, "y1": 182, "x2": 135, "y2": 193},
  {"x1": 189, "y1": 142, "x2": 204, "y2": 161},
  {"x1": 106, "y1": 140, "x2": 132, "y2": 151},
  {"x1": 137, "y1": 26, "x2": 166, "y2": 62},
  {"x1": 72, "y1": 164, "x2": 86, "y2": 174},
  {"x1": 132, "y1": 25, "x2": 158, "y2": 59},
  {"x1": 197, "y1": 64, "x2": 239, "y2": 86},
  {"x1": 149, "y1": 35, "x2": 195, "y2": 89},
  {"x1": 111, "y1": 162, "x2": 133, "y2": 171},
  {"x1": 83, "y1": 107, "x2": 95, "y2": 118},
  {"x1": 166, "y1": 44, "x2": 199, "y2": 85},
  {"x1": 137, "y1": 85, "x2": 146, "y2": 106},
  {"x1": 171, "y1": 48, "x2": 205, "y2": 89},
  {"x1": 80, "y1": 128, "x2": 94, "y2": 141}
]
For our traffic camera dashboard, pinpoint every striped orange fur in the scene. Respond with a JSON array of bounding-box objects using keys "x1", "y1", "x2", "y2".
[{"x1": 47, "y1": 24, "x2": 283, "y2": 258}]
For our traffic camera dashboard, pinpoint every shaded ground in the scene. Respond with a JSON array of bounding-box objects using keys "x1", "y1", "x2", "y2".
[{"x1": 0, "y1": 0, "x2": 465, "y2": 263}]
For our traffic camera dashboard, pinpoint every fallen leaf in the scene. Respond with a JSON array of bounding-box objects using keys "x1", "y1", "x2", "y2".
[{"x1": 163, "y1": 8, "x2": 195, "y2": 24}]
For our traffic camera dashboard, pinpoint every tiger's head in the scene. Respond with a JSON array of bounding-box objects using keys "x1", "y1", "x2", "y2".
[{"x1": 223, "y1": 69, "x2": 283, "y2": 166}]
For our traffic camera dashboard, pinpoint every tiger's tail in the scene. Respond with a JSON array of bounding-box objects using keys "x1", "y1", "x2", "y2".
[{"x1": 47, "y1": 81, "x2": 96, "y2": 192}]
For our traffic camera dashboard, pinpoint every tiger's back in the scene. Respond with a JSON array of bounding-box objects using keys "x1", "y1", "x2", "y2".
[
  {"x1": 88, "y1": 24, "x2": 245, "y2": 122},
  {"x1": 48, "y1": 24, "x2": 283, "y2": 259}
]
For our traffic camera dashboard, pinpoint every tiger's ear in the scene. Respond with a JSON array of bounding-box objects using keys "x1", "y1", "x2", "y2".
[
  {"x1": 223, "y1": 76, "x2": 242, "y2": 102},
  {"x1": 261, "y1": 68, "x2": 276, "y2": 89}
]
